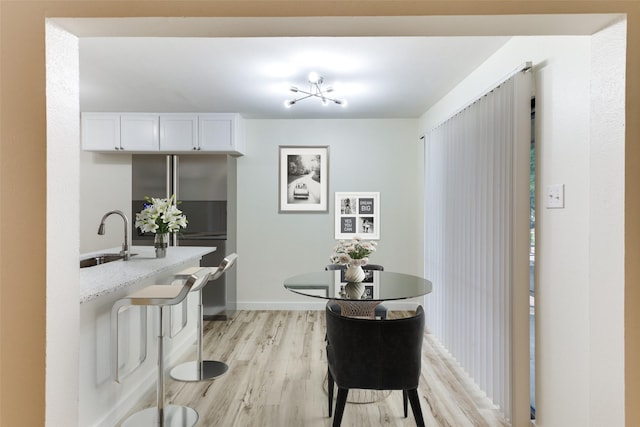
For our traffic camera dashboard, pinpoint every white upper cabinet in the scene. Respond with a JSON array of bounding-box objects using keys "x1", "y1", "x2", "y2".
[
  {"x1": 160, "y1": 114, "x2": 198, "y2": 151},
  {"x1": 81, "y1": 112, "x2": 245, "y2": 155},
  {"x1": 199, "y1": 114, "x2": 234, "y2": 151},
  {"x1": 120, "y1": 114, "x2": 159, "y2": 152},
  {"x1": 81, "y1": 113, "x2": 121, "y2": 151}
]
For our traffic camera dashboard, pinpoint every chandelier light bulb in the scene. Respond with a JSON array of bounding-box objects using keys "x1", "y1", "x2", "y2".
[{"x1": 308, "y1": 71, "x2": 320, "y2": 84}]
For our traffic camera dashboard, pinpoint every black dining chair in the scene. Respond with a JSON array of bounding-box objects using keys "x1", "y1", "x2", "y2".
[
  {"x1": 325, "y1": 304, "x2": 426, "y2": 427},
  {"x1": 325, "y1": 264, "x2": 387, "y2": 319}
]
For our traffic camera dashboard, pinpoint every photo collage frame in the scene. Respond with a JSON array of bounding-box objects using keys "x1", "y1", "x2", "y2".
[{"x1": 334, "y1": 192, "x2": 380, "y2": 240}]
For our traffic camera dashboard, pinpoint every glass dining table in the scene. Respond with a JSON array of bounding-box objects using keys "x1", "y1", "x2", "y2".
[{"x1": 284, "y1": 270, "x2": 433, "y2": 318}]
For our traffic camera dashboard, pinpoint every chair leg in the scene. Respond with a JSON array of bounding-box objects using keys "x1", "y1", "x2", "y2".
[
  {"x1": 328, "y1": 369, "x2": 334, "y2": 416},
  {"x1": 332, "y1": 388, "x2": 349, "y2": 427},
  {"x1": 157, "y1": 306, "x2": 166, "y2": 421},
  {"x1": 402, "y1": 390, "x2": 408, "y2": 417},
  {"x1": 407, "y1": 388, "x2": 425, "y2": 427}
]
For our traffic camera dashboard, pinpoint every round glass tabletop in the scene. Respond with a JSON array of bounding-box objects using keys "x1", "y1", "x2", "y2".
[{"x1": 283, "y1": 271, "x2": 432, "y2": 301}]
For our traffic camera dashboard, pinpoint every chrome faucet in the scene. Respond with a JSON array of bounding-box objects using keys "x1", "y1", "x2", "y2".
[{"x1": 97, "y1": 210, "x2": 131, "y2": 261}]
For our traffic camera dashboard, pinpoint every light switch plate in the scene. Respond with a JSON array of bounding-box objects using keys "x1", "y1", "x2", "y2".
[{"x1": 546, "y1": 184, "x2": 565, "y2": 209}]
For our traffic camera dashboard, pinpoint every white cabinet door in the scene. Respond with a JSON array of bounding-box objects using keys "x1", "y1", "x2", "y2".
[
  {"x1": 160, "y1": 114, "x2": 198, "y2": 151},
  {"x1": 120, "y1": 114, "x2": 159, "y2": 151},
  {"x1": 81, "y1": 113, "x2": 121, "y2": 151},
  {"x1": 198, "y1": 114, "x2": 234, "y2": 151}
]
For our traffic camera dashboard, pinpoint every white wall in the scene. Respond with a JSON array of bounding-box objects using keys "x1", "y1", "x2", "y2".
[
  {"x1": 80, "y1": 151, "x2": 132, "y2": 253},
  {"x1": 419, "y1": 30, "x2": 625, "y2": 426},
  {"x1": 588, "y1": 19, "x2": 626, "y2": 427},
  {"x1": 236, "y1": 119, "x2": 424, "y2": 309},
  {"x1": 46, "y1": 21, "x2": 80, "y2": 427}
]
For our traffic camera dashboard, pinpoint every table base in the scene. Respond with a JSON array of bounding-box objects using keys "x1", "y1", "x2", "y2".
[{"x1": 333, "y1": 300, "x2": 382, "y2": 319}]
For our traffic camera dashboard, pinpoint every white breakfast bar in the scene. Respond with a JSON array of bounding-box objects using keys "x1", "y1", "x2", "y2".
[{"x1": 79, "y1": 246, "x2": 216, "y2": 427}]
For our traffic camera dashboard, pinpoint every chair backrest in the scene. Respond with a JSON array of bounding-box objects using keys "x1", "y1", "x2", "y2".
[
  {"x1": 325, "y1": 305, "x2": 424, "y2": 391},
  {"x1": 172, "y1": 268, "x2": 211, "y2": 305},
  {"x1": 189, "y1": 266, "x2": 216, "y2": 293},
  {"x1": 221, "y1": 253, "x2": 238, "y2": 272},
  {"x1": 210, "y1": 253, "x2": 238, "y2": 281},
  {"x1": 324, "y1": 263, "x2": 384, "y2": 271}
]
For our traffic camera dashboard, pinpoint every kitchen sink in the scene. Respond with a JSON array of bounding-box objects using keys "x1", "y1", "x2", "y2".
[{"x1": 80, "y1": 253, "x2": 124, "y2": 268}]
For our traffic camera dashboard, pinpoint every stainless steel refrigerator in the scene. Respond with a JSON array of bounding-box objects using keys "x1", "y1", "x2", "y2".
[{"x1": 131, "y1": 154, "x2": 235, "y2": 319}]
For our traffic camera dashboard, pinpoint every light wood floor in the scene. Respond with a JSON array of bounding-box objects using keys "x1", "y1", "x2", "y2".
[{"x1": 118, "y1": 310, "x2": 508, "y2": 426}]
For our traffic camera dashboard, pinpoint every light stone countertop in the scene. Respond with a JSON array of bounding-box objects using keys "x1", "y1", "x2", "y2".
[{"x1": 79, "y1": 245, "x2": 216, "y2": 303}]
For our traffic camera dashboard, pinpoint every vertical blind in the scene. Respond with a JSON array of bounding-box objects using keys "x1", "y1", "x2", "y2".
[{"x1": 424, "y1": 67, "x2": 532, "y2": 425}]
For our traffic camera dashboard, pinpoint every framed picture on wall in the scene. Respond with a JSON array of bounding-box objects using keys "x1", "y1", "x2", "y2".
[
  {"x1": 334, "y1": 192, "x2": 380, "y2": 239},
  {"x1": 279, "y1": 146, "x2": 329, "y2": 212}
]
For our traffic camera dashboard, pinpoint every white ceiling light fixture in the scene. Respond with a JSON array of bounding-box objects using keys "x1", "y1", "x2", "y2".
[{"x1": 284, "y1": 72, "x2": 347, "y2": 108}]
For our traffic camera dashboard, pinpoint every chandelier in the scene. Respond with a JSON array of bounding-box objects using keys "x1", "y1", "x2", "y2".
[{"x1": 284, "y1": 72, "x2": 347, "y2": 108}]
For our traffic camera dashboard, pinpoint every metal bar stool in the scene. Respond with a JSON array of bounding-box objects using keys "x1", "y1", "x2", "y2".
[
  {"x1": 111, "y1": 267, "x2": 212, "y2": 427},
  {"x1": 171, "y1": 253, "x2": 238, "y2": 382}
]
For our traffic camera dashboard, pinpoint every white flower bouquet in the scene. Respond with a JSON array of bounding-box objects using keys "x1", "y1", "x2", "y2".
[
  {"x1": 135, "y1": 195, "x2": 188, "y2": 234},
  {"x1": 330, "y1": 236, "x2": 377, "y2": 267}
]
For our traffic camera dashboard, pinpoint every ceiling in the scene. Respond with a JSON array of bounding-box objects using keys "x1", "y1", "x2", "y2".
[
  {"x1": 72, "y1": 15, "x2": 621, "y2": 119},
  {"x1": 79, "y1": 36, "x2": 510, "y2": 119}
]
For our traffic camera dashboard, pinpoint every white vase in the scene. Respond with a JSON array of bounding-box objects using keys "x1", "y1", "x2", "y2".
[
  {"x1": 345, "y1": 264, "x2": 366, "y2": 283},
  {"x1": 344, "y1": 282, "x2": 365, "y2": 299}
]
